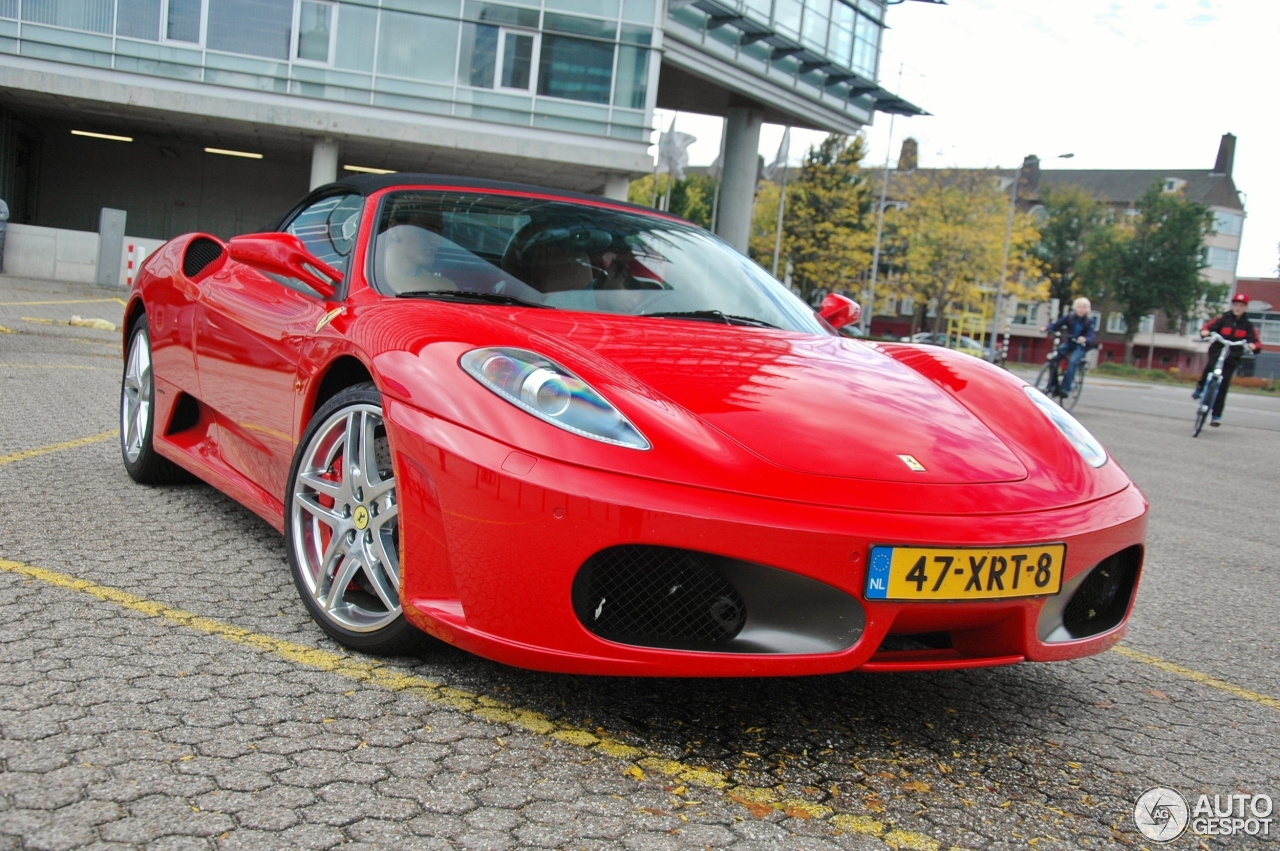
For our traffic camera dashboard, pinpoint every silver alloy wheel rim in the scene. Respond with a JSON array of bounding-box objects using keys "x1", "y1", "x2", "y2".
[
  {"x1": 291, "y1": 404, "x2": 401, "y2": 632},
  {"x1": 121, "y1": 329, "x2": 152, "y2": 464}
]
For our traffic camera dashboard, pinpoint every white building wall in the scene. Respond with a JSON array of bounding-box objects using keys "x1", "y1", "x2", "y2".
[{"x1": 3, "y1": 223, "x2": 166, "y2": 286}]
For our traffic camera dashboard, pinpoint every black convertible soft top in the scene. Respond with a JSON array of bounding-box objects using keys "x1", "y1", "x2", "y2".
[{"x1": 269, "y1": 173, "x2": 670, "y2": 233}]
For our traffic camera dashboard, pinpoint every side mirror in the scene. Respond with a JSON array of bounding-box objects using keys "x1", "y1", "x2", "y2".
[
  {"x1": 819, "y1": 293, "x2": 861, "y2": 330},
  {"x1": 227, "y1": 232, "x2": 343, "y2": 299}
]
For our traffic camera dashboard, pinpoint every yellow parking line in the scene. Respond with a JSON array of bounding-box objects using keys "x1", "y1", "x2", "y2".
[
  {"x1": 1112, "y1": 645, "x2": 1280, "y2": 712},
  {"x1": 0, "y1": 556, "x2": 938, "y2": 849},
  {"x1": 0, "y1": 297, "x2": 127, "y2": 306},
  {"x1": 0, "y1": 363, "x2": 112, "y2": 371},
  {"x1": 0, "y1": 429, "x2": 118, "y2": 466}
]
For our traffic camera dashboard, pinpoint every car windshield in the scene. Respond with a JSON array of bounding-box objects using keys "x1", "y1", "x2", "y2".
[{"x1": 369, "y1": 190, "x2": 828, "y2": 334}]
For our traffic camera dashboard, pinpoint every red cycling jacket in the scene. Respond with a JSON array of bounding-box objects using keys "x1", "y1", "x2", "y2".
[{"x1": 1201, "y1": 311, "x2": 1260, "y2": 362}]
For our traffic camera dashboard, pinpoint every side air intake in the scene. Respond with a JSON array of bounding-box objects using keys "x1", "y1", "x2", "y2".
[
  {"x1": 183, "y1": 237, "x2": 225, "y2": 278},
  {"x1": 1038, "y1": 545, "x2": 1143, "y2": 642}
]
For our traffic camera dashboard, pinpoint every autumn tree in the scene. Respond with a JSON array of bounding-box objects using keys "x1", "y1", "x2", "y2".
[
  {"x1": 889, "y1": 169, "x2": 1041, "y2": 336},
  {"x1": 748, "y1": 180, "x2": 782, "y2": 266},
  {"x1": 1031, "y1": 184, "x2": 1109, "y2": 308},
  {"x1": 1080, "y1": 183, "x2": 1220, "y2": 364},
  {"x1": 627, "y1": 173, "x2": 716, "y2": 229},
  {"x1": 776, "y1": 134, "x2": 874, "y2": 304}
]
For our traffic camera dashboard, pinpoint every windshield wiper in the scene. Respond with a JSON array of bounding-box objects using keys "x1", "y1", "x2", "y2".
[
  {"x1": 397, "y1": 290, "x2": 549, "y2": 309},
  {"x1": 641, "y1": 310, "x2": 779, "y2": 329}
]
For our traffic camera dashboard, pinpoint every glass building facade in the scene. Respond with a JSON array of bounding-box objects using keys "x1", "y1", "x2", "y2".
[
  {"x1": 0, "y1": 0, "x2": 658, "y2": 140},
  {"x1": 663, "y1": 0, "x2": 890, "y2": 125}
]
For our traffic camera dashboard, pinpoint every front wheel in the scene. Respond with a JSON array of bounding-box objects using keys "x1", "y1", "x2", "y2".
[
  {"x1": 285, "y1": 382, "x2": 425, "y2": 655},
  {"x1": 1192, "y1": 378, "x2": 1218, "y2": 437},
  {"x1": 1035, "y1": 361, "x2": 1058, "y2": 396}
]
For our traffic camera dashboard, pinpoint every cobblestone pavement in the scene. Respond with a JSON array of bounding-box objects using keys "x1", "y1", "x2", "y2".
[{"x1": 1, "y1": 276, "x2": 1277, "y2": 850}]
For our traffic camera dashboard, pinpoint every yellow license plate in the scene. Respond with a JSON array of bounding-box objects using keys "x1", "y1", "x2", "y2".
[{"x1": 865, "y1": 544, "x2": 1065, "y2": 601}]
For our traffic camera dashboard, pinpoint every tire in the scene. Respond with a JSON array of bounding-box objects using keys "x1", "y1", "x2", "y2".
[
  {"x1": 285, "y1": 382, "x2": 426, "y2": 655},
  {"x1": 120, "y1": 317, "x2": 188, "y2": 484},
  {"x1": 1063, "y1": 367, "x2": 1085, "y2": 412},
  {"x1": 1193, "y1": 378, "x2": 1217, "y2": 437},
  {"x1": 1035, "y1": 362, "x2": 1057, "y2": 396}
]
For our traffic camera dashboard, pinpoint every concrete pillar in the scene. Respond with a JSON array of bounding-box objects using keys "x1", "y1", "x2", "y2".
[
  {"x1": 310, "y1": 138, "x2": 339, "y2": 189},
  {"x1": 601, "y1": 175, "x2": 631, "y2": 201},
  {"x1": 714, "y1": 107, "x2": 764, "y2": 254}
]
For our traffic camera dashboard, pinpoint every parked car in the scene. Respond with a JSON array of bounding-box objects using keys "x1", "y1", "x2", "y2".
[
  {"x1": 119, "y1": 174, "x2": 1146, "y2": 675},
  {"x1": 902, "y1": 331, "x2": 994, "y2": 361}
]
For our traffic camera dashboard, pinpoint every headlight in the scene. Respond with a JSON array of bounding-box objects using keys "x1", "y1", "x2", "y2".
[
  {"x1": 460, "y1": 347, "x2": 650, "y2": 450},
  {"x1": 1023, "y1": 386, "x2": 1107, "y2": 467}
]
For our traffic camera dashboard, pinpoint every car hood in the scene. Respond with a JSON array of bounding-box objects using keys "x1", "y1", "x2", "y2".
[{"x1": 513, "y1": 315, "x2": 1028, "y2": 484}]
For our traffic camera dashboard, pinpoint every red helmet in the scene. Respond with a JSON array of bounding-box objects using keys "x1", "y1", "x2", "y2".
[{"x1": 1231, "y1": 292, "x2": 1250, "y2": 305}]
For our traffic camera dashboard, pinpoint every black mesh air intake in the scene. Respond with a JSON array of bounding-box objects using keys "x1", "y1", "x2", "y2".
[
  {"x1": 1062, "y1": 545, "x2": 1141, "y2": 638},
  {"x1": 573, "y1": 546, "x2": 747, "y2": 650},
  {"x1": 183, "y1": 237, "x2": 225, "y2": 278}
]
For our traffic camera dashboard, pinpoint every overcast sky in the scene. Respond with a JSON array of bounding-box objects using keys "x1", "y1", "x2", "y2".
[{"x1": 652, "y1": 0, "x2": 1279, "y2": 278}]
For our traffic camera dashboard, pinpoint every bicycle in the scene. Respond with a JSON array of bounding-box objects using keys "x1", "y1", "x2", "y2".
[
  {"x1": 1192, "y1": 332, "x2": 1250, "y2": 437},
  {"x1": 1034, "y1": 332, "x2": 1088, "y2": 412}
]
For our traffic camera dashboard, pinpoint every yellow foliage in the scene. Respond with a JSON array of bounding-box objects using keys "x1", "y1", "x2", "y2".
[{"x1": 887, "y1": 169, "x2": 1042, "y2": 334}]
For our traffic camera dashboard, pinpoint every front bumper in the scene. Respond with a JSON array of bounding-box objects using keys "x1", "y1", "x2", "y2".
[{"x1": 385, "y1": 400, "x2": 1148, "y2": 676}]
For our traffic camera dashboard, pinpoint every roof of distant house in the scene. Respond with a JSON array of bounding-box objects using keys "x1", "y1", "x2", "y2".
[
  {"x1": 859, "y1": 133, "x2": 1245, "y2": 212},
  {"x1": 1037, "y1": 169, "x2": 1243, "y2": 210}
]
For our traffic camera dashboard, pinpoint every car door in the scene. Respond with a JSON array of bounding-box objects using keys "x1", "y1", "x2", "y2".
[{"x1": 194, "y1": 192, "x2": 364, "y2": 501}]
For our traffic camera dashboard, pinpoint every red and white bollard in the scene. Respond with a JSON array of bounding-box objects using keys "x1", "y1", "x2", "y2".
[{"x1": 125, "y1": 244, "x2": 148, "y2": 287}]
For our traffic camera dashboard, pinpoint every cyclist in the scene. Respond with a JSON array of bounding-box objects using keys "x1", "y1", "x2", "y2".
[
  {"x1": 1193, "y1": 292, "x2": 1262, "y2": 426},
  {"x1": 1042, "y1": 297, "x2": 1097, "y2": 399}
]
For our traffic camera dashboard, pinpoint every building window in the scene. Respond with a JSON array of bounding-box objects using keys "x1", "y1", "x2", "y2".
[
  {"x1": 801, "y1": 0, "x2": 831, "y2": 54},
  {"x1": 461, "y1": 24, "x2": 539, "y2": 91},
  {"x1": 772, "y1": 0, "x2": 802, "y2": 38},
  {"x1": 828, "y1": 1, "x2": 854, "y2": 67},
  {"x1": 1212, "y1": 210, "x2": 1243, "y2": 236},
  {"x1": 378, "y1": 10, "x2": 459, "y2": 82},
  {"x1": 538, "y1": 35, "x2": 613, "y2": 104},
  {"x1": 499, "y1": 30, "x2": 538, "y2": 90},
  {"x1": 851, "y1": 8, "x2": 879, "y2": 76},
  {"x1": 206, "y1": 0, "x2": 293, "y2": 59},
  {"x1": 1256, "y1": 316, "x2": 1280, "y2": 345},
  {"x1": 612, "y1": 44, "x2": 649, "y2": 109},
  {"x1": 23, "y1": 0, "x2": 114, "y2": 33},
  {"x1": 164, "y1": 0, "x2": 202, "y2": 41},
  {"x1": 742, "y1": 0, "x2": 770, "y2": 23},
  {"x1": 1106, "y1": 313, "x2": 1126, "y2": 334},
  {"x1": 296, "y1": 0, "x2": 334, "y2": 63},
  {"x1": 117, "y1": 0, "x2": 162, "y2": 39},
  {"x1": 1205, "y1": 246, "x2": 1237, "y2": 271}
]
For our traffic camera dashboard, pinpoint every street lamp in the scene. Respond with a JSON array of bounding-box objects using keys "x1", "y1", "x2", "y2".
[{"x1": 992, "y1": 152, "x2": 1073, "y2": 361}]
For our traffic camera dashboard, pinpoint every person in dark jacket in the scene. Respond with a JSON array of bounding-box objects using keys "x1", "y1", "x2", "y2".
[
  {"x1": 1193, "y1": 292, "x2": 1262, "y2": 426},
  {"x1": 1042, "y1": 297, "x2": 1097, "y2": 397}
]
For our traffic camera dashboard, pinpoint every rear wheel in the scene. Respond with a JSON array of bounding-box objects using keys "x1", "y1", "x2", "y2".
[
  {"x1": 285, "y1": 383, "x2": 425, "y2": 655},
  {"x1": 1193, "y1": 378, "x2": 1218, "y2": 437},
  {"x1": 120, "y1": 318, "x2": 187, "y2": 484},
  {"x1": 1063, "y1": 366, "x2": 1085, "y2": 411}
]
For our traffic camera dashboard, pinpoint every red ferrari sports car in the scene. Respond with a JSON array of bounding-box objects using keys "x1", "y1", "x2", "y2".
[{"x1": 120, "y1": 175, "x2": 1147, "y2": 675}]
